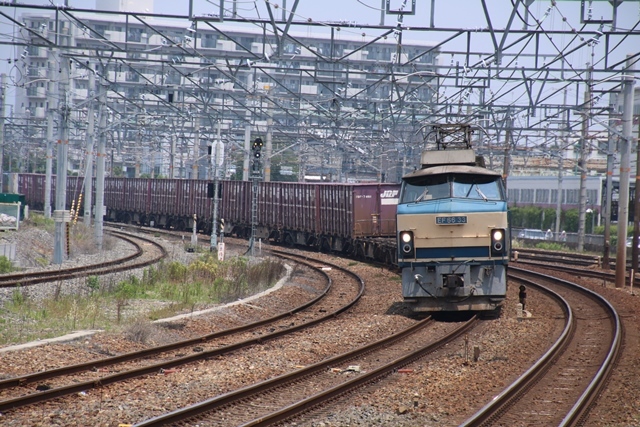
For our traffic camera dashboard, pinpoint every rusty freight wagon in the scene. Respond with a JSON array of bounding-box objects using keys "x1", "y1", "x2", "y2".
[
  {"x1": 16, "y1": 174, "x2": 401, "y2": 263},
  {"x1": 103, "y1": 178, "x2": 213, "y2": 232},
  {"x1": 220, "y1": 181, "x2": 400, "y2": 257},
  {"x1": 16, "y1": 174, "x2": 88, "y2": 213}
]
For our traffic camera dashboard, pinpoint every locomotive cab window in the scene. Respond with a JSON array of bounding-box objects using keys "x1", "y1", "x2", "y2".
[
  {"x1": 400, "y1": 174, "x2": 504, "y2": 204},
  {"x1": 452, "y1": 175, "x2": 503, "y2": 201},
  {"x1": 401, "y1": 175, "x2": 449, "y2": 203}
]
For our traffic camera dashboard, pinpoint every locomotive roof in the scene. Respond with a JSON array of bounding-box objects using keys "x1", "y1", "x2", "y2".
[{"x1": 402, "y1": 164, "x2": 501, "y2": 180}]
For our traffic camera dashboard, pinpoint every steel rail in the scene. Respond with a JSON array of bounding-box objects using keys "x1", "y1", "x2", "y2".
[
  {"x1": 0, "y1": 252, "x2": 331, "y2": 390},
  {"x1": 461, "y1": 266, "x2": 621, "y2": 426},
  {"x1": 134, "y1": 316, "x2": 478, "y2": 426},
  {"x1": 0, "y1": 250, "x2": 362, "y2": 413},
  {"x1": 0, "y1": 230, "x2": 165, "y2": 288}
]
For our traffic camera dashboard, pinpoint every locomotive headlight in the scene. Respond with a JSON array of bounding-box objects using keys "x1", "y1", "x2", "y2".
[
  {"x1": 398, "y1": 231, "x2": 415, "y2": 258},
  {"x1": 491, "y1": 228, "x2": 506, "y2": 257}
]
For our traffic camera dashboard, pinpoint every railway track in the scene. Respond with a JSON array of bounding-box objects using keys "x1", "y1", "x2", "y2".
[
  {"x1": 5, "y1": 226, "x2": 636, "y2": 425},
  {"x1": 463, "y1": 265, "x2": 621, "y2": 426},
  {"x1": 0, "y1": 229, "x2": 167, "y2": 288},
  {"x1": 0, "y1": 250, "x2": 362, "y2": 418},
  {"x1": 134, "y1": 315, "x2": 477, "y2": 426},
  {"x1": 513, "y1": 247, "x2": 640, "y2": 289}
]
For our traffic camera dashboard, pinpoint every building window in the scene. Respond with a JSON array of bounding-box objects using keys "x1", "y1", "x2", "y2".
[
  {"x1": 92, "y1": 24, "x2": 107, "y2": 38},
  {"x1": 566, "y1": 189, "x2": 579, "y2": 204},
  {"x1": 126, "y1": 71, "x2": 139, "y2": 82},
  {"x1": 202, "y1": 33, "x2": 218, "y2": 48},
  {"x1": 535, "y1": 189, "x2": 549, "y2": 204},
  {"x1": 521, "y1": 189, "x2": 534, "y2": 203},
  {"x1": 128, "y1": 28, "x2": 143, "y2": 43}
]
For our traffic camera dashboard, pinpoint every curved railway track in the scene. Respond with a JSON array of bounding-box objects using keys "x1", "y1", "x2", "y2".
[
  {"x1": 2, "y1": 226, "x2": 629, "y2": 425},
  {"x1": 463, "y1": 265, "x2": 622, "y2": 426},
  {"x1": 0, "y1": 229, "x2": 167, "y2": 288},
  {"x1": 0, "y1": 250, "x2": 362, "y2": 417},
  {"x1": 513, "y1": 247, "x2": 640, "y2": 289},
  {"x1": 134, "y1": 316, "x2": 477, "y2": 427}
]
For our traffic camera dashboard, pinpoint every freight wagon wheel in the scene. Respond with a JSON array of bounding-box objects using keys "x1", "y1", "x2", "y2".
[
  {"x1": 174, "y1": 219, "x2": 186, "y2": 231},
  {"x1": 203, "y1": 223, "x2": 212, "y2": 235},
  {"x1": 139, "y1": 214, "x2": 148, "y2": 226},
  {"x1": 284, "y1": 232, "x2": 295, "y2": 247},
  {"x1": 355, "y1": 242, "x2": 366, "y2": 260},
  {"x1": 148, "y1": 215, "x2": 157, "y2": 227},
  {"x1": 122, "y1": 213, "x2": 132, "y2": 224},
  {"x1": 320, "y1": 236, "x2": 332, "y2": 253}
]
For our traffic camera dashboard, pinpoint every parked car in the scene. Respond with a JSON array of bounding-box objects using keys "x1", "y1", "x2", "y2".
[
  {"x1": 626, "y1": 237, "x2": 640, "y2": 248},
  {"x1": 517, "y1": 229, "x2": 547, "y2": 240}
]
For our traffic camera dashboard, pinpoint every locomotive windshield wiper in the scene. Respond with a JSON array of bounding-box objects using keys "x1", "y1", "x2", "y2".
[
  {"x1": 415, "y1": 188, "x2": 429, "y2": 202},
  {"x1": 475, "y1": 187, "x2": 488, "y2": 201}
]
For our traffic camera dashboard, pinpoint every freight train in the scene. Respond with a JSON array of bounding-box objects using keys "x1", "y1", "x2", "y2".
[
  {"x1": 15, "y1": 143, "x2": 509, "y2": 314},
  {"x1": 13, "y1": 173, "x2": 400, "y2": 265},
  {"x1": 396, "y1": 142, "x2": 510, "y2": 313}
]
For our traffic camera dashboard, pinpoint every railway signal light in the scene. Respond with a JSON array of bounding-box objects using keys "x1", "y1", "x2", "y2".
[
  {"x1": 252, "y1": 137, "x2": 263, "y2": 159},
  {"x1": 251, "y1": 137, "x2": 263, "y2": 176}
]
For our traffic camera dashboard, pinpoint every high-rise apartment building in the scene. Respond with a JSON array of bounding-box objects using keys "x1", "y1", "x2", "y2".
[{"x1": 12, "y1": 5, "x2": 438, "y2": 181}]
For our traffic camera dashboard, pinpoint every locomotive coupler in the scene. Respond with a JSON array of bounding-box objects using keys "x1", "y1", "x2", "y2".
[{"x1": 443, "y1": 274, "x2": 464, "y2": 288}]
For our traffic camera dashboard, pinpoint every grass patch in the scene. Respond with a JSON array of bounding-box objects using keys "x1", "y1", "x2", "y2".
[
  {"x1": 25, "y1": 213, "x2": 54, "y2": 230},
  {"x1": 0, "y1": 256, "x2": 14, "y2": 273},
  {"x1": 0, "y1": 255, "x2": 285, "y2": 346}
]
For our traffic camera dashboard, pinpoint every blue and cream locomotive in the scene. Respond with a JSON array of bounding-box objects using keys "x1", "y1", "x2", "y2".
[{"x1": 396, "y1": 130, "x2": 509, "y2": 312}]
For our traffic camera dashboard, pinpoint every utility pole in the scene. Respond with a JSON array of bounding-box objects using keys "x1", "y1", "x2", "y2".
[
  {"x1": 94, "y1": 78, "x2": 108, "y2": 250},
  {"x1": 502, "y1": 114, "x2": 512, "y2": 192},
  {"x1": 555, "y1": 87, "x2": 569, "y2": 239},
  {"x1": 265, "y1": 104, "x2": 273, "y2": 182},
  {"x1": 633, "y1": 112, "x2": 640, "y2": 274},
  {"x1": 615, "y1": 55, "x2": 635, "y2": 288},
  {"x1": 135, "y1": 128, "x2": 142, "y2": 178},
  {"x1": 243, "y1": 110, "x2": 251, "y2": 181},
  {"x1": 192, "y1": 127, "x2": 199, "y2": 178},
  {"x1": 170, "y1": 126, "x2": 176, "y2": 178},
  {"x1": 243, "y1": 73, "x2": 253, "y2": 181},
  {"x1": 577, "y1": 66, "x2": 592, "y2": 252},
  {"x1": 0, "y1": 74, "x2": 5, "y2": 193},
  {"x1": 211, "y1": 119, "x2": 221, "y2": 251},
  {"x1": 83, "y1": 66, "x2": 96, "y2": 225},
  {"x1": 44, "y1": 51, "x2": 56, "y2": 218},
  {"x1": 53, "y1": 57, "x2": 70, "y2": 264},
  {"x1": 555, "y1": 149, "x2": 563, "y2": 236},
  {"x1": 603, "y1": 92, "x2": 618, "y2": 268}
]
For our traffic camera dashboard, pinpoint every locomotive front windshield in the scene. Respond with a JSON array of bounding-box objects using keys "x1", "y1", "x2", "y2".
[{"x1": 400, "y1": 173, "x2": 504, "y2": 204}]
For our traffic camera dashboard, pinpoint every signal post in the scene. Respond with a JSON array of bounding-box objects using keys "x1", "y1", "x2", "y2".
[{"x1": 249, "y1": 137, "x2": 264, "y2": 256}]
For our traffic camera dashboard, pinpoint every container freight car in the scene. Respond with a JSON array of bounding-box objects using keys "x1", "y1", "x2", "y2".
[
  {"x1": 16, "y1": 173, "x2": 86, "y2": 213},
  {"x1": 103, "y1": 178, "x2": 214, "y2": 232},
  {"x1": 15, "y1": 173, "x2": 400, "y2": 262},
  {"x1": 221, "y1": 181, "x2": 399, "y2": 255}
]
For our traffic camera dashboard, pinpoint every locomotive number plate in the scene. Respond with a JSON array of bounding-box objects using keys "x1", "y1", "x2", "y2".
[{"x1": 436, "y1": 216, "x2": 467, "y2": 225}]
